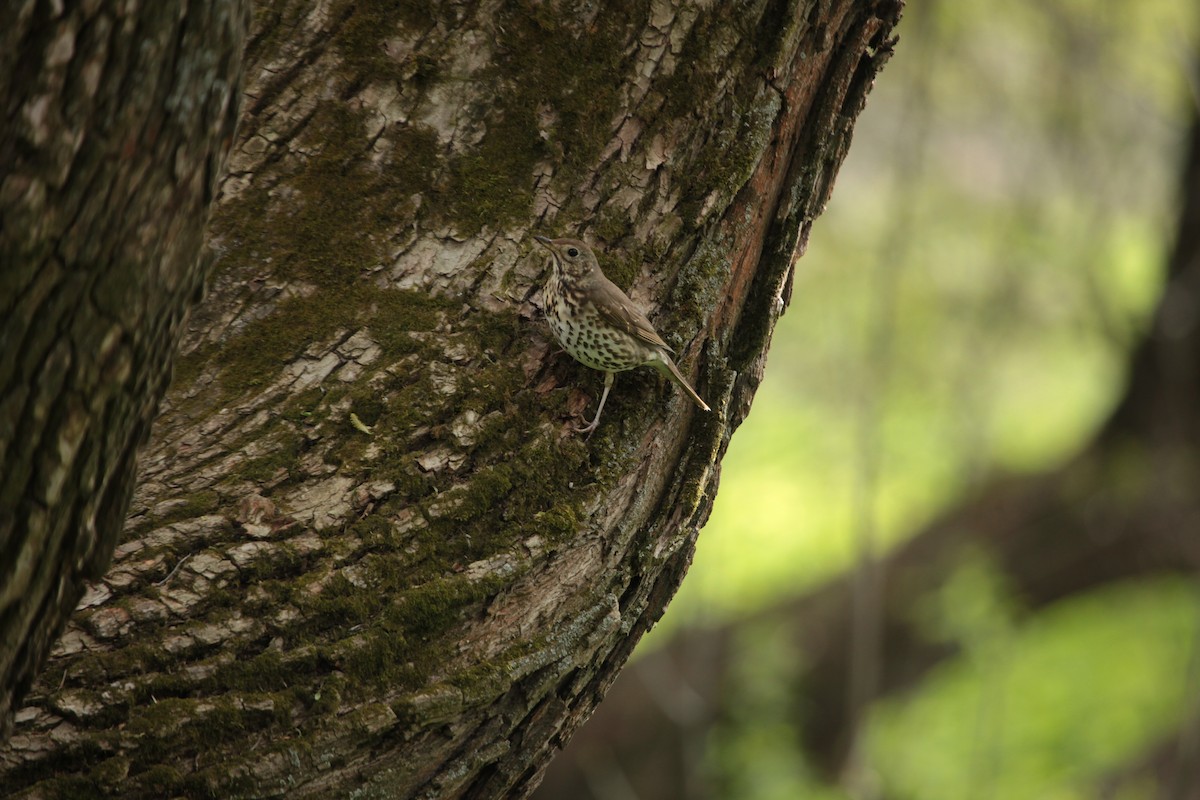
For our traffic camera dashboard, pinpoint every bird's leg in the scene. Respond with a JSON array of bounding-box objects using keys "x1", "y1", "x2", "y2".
[{"x1": 576, "y1": 371, "x2": 615, "y2": 436}]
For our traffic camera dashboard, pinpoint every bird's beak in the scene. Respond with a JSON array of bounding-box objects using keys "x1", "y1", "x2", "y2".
[{"x1": 533, "y1": 235, "x2": 553, "y2": 249}]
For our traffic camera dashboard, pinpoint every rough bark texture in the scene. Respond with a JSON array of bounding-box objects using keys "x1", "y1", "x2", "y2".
[
  {"x1": 0, "y1": 0, "x2": 248, "y2": 743},
  {"x1": 0, "y1": 0, "x2": 902, "y2": 797},
  {"x1": 536, "y1": 112, "x2": 1200, "y2": 797}
]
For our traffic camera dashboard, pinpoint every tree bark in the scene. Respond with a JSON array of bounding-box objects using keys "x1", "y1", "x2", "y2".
[
  {"x1": 0, "y1": 0, "x2": 902, "y2": 797},
  {"x1": 0, "y1": 0, "x2": 248, "y2": 742}
]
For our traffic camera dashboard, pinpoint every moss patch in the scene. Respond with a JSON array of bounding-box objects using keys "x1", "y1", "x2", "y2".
[
  {"x1": 441, "y1": 0, "x2": 651, "y2": 232},
  {"x1": 332, "y1": 0, "x2": 445, "y2": 81},
  {"x1": 208, "y1": 105, "x2": 378, "y2": 290}
]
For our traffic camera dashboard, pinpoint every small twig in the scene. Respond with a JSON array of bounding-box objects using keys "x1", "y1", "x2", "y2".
[{"x1": 156, "y1": 553, "x2": 193, "y2": 587}]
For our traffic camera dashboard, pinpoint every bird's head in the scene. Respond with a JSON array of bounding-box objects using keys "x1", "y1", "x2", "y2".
[{"x1": 534, "y1": 236, "x2": 600, "y2": 281}]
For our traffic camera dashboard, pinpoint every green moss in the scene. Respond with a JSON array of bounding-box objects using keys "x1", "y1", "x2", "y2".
[
  {"x1": 195, "y1": 283, "x2": 449, "y2": 399},
  {"x1": 238, "y1": 434, "x2": 304, "y2": 484},
  {"x1": 134, "y1": 626, "x2": 311, "y2": 705},
  {"x1": 171, "y1": 348, "x2": 206, "y2": 392},
  {"x1": 472, "y1": 306, "x2": 524, "y2": 358},
  {"x1": 72, "y1": 643, "x2": 176, "y2": 686},
  {"x1": 193, "y1": 701, "x2": 251, "y2": 743},
  {"x1": 647, "y1": 1, "x2": 781, "y2": 231},
  {"x1": 393, "y1": 576, "x2": 481, "y2": 634},
  {"x1": 209, "y1": 290, "x2": 349, "y2": 397},
  {"x1": 41, "y1": 777, "x2": 100, "y2": 800},
  {"x1": 435, "y1": 0, "x2": 651, "y2": 233},
  {"x1": 180, "y1": 769, "x2": 251, "y2": 800},
  {"x1": 129, "y1": 764, "x2": 184, "y2": 795},
  {"x1": 676, "y1": 90, "x2": 781, "y2": 226},
  {"x1": 660, "y1": 5, "x2": 728, "y2": 119},
  {"x1": 669, "y1": 235, "x2": 733, "y2": 339},
  {"x1": 332, "y1": 0, "x2": 440, "y2": 81},
  {"x1": 119, "y1": 696, "x2": 282, "y2": 786},
  {"x1": 341, "y1": 630, "x2": 420, "y2": 688},
  {"x1": 727, "y1": 92, "x2": 781, "y2": 191},
  {"x1": 208, "y1": 106, "x2": 382, "y2": 292},
  {"x1": 198, "y1": 94, "x2": 452, "y2": 396},
  {"x1": 125, "y1": 697, "x2": 196, "y2": 741},
  {"x1": 448, "y1": 659, "x2": 510, "y2": 706},
  {"x1": 241, "y1": 543, "x2": 309, "y2": 582},
  {"x1": 378, "y1": 460, "x2": 435, "y2": 505},
  {"x1": 5, "y1": 737, "x2": 114, "y2": 800},
  {"x1": 308, "y1": 572, "x2": 385, "y2": 630},
  {"x1": 437, "y1": 465, "x2": 513, "y2": 523},
  {"x1": 446, "y1": 119, "x2": 544, "y2": 232},
  {"x1": 414, "y1": 429, "x2": 589, "y2": 564},
  {"x1": 323, "y1": 429, "x2": 369, "y2": 472},
  {"x1": 311, "y1": 574, "x2": 501, "y2": 694},
  {"x1": 246, "y1": 3, "x2": 310, "y2": 68},
  {"x1": 143, "y1": 490, "x2": 221, "y2": 529},
  {"x1": 88, "y1": 755, "x2": 131, "y2": 787},
  {"x1": 533, "y1": 506, "x2": 581, "y2": 540},
  {"x1": 375, "y1": 122, "x2": 442, "y2": 228},
  {"x1": 347, "y1": 390, "x2": 387, "y2": 434},
  {"x1": 347, "y1": 515, "x2": 396, "y2": 550},
  {"x1": 369, "y1": 288, "x2": 452, "y2": 357},
  {"x1": 593, "y1": 206, "x2": 634, "y2": 243},
  {"x1": 279, "y1": 387, "x2": 327, "y2": 424},
  {"x1": 600, "y1": 244, "x2": 644, "y2": 293},
  {"x1": 754, "y1": 0, "x2": 807, "y2": 74}
]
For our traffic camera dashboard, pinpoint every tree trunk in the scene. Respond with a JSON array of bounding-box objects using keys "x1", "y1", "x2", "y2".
[
  {"x1": 0, "y1": 1, "x2": 902, "y2": 797},
  {"x1": 0, "y1": 0, "x2": 248, "y2": 742}
]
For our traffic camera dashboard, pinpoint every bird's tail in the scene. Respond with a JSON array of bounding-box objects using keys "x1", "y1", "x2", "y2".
[{"x1": 653, "y1": 354, "x2": 711, "y2": 412}]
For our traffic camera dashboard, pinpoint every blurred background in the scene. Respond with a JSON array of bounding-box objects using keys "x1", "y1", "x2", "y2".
[{"x1": 537, "y1": 0, "x2": 1200, "y2": 797}]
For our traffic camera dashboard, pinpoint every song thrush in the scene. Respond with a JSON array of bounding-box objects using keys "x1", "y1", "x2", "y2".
[{"x1": 534, "y1": 236, "x2": 710, "y2": 434}]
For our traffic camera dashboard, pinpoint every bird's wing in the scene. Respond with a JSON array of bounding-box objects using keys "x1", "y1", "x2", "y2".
[{"x1": 591, "y1": 276, "x2": 674, "y2": 353}]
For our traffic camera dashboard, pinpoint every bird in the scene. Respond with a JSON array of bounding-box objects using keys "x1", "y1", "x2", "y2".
[{"x1": 534, "y1": 235, "x2": 710, "y2": 435}]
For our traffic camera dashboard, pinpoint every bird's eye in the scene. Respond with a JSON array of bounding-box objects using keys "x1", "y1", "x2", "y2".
[{"x1": 567, "y1": 247, "x2": 579, "y2": 257}]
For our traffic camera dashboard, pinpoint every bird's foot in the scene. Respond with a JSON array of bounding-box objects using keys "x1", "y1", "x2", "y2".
[{"x1": 574, "y1": 415, "x2": 601, "y2": 438}]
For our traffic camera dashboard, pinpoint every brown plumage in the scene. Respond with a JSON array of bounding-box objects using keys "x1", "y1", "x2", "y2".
[{"x1": 534, "y1": 236, "x2": 710, "y2": 435}]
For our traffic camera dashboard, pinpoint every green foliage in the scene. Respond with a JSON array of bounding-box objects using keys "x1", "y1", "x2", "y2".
[
  {"x1": 873, "y1": 578, "x2": 1200, "y2": 799},
  {"x1": 708, "y1": 619, "x2": 846, "y2": 800}
]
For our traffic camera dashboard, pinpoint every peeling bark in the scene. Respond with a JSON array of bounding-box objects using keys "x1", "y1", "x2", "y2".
[
  {"x1": 0, "y1": 0, "x2": 248, "y2": 743},
  {"x1": 0, "y1": 0, "x2": 902, "y2": 797}
]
